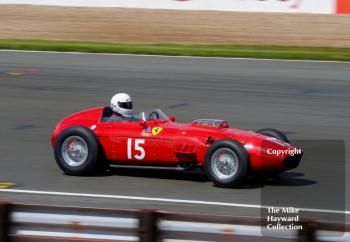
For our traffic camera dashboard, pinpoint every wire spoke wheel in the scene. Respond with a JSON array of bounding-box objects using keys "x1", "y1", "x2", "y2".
[
  {"x1": 211, "y1": 148, "x2": 238, "y2": 180},
  {"x1": 54, "y1": 126, "x2": 100, "y2": 176},
  {"x1": 205, "y1": 139, "x2": 248, "y2": 187},
  {"x1": 61, "y1": 136, "x2": 88, "y2": 167}
]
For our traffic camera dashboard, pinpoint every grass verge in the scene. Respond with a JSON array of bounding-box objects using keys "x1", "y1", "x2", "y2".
[{"x1": 0, "y1": 39, "x2": 350, "y2": 61}]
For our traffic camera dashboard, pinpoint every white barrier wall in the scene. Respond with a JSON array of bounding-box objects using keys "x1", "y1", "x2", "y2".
[{"x1": 0, "y1": 0, "x2": 339, "y2": 14}]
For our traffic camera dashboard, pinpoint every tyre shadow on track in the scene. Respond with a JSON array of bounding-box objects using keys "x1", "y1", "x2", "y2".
[
  {"x1": 243, "y1": 172, "x2": 317, "y2": 189},
  {"x1": 94, "y1": 167, "x2": 317, "y2": 188},
  {"x1": 106, "y1": 167, "x2": 209, "y2": 182},
  {"x1": 262, "y1": 172, "x2": 317, "y2": 187}
]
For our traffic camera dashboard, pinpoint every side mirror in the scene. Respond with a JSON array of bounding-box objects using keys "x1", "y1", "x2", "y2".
[
  {"x1": 139, "y1": 120, "x2": 147, "y2": 127},
  {"x1": 168, "y1": 116, "x2": 176, "y2": 122}
]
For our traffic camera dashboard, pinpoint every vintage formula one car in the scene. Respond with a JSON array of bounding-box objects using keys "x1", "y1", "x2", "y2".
[{"x1": 51, "y1": 107, "x2": 303, "y2": 187}]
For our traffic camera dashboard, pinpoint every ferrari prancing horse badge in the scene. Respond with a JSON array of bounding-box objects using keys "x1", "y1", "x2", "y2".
[{"x1": 152, "y1": 127, "x2": 163, "y2": 136}]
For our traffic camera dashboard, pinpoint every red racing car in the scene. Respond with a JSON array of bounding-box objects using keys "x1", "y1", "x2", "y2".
[{"x1": 51, "y1": 107, "x2": 303, "y2": 187}]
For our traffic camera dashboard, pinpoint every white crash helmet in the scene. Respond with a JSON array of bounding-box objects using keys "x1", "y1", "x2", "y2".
[{"x1": 110, "y1": 93, "x2": 133, "y2": 117}]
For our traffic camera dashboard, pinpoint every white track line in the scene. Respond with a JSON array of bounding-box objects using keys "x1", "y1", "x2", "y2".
[
  {"x1": 1, "y1": 49, "x2": 350, "y2": 64},
  {"x1": 1, "y1": 189, "x2": 349, "y2": 215}
]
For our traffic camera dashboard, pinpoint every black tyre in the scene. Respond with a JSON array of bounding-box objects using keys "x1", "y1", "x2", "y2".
[
  {"x1": 256, "y1": 128, "x2": 289, "y2": 179},
  {"x1": 54, "y1": 126, "x2": 101, "y2": 176},
  {"x1": 256, "y1": 128, "x2": 290, "y2": 143},
  {"x1": 205, "y1": 139, "x2": 249, "y2": 187}
]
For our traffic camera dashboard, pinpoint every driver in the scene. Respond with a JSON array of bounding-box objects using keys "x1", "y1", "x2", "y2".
[{"x1": 107, "y1": 93, "x2": 139, "y2": 122}]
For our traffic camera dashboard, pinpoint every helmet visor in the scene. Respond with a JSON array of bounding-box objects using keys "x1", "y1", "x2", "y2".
[{"x1": 118, "y1": 101, "x2": 133, "y2": 110}]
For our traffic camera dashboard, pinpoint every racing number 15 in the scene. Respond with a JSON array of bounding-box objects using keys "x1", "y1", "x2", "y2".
[{"x1": 127, "y1": 138, "x2": 145, "y2": 160}]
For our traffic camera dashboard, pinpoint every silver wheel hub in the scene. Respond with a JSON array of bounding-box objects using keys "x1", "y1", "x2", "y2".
[
  {"x1": 61, "y1": 136, "x2": 88, "y2": 167},
  {"x1": 211, "y1": 148, "x2": 239, "y2": 180}
]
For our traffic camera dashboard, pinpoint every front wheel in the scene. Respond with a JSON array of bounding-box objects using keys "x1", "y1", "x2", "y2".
[
  {"x1": 256, "y1": 128, "x2": 289, "y2": 179},
  {"x1": 54, "y1": 126, "x2": 100, "y2": 176},
  {"x1": 205, "y1": 139, "x2": 248, "y2": 187},
  {"x1": 256, "y1": 128, "x2": 290, "y2": 143}
]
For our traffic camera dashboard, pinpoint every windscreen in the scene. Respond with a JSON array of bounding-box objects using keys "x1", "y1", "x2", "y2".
[{"x1": 134, "y1": 109, "x2": 169, "y2": 121}]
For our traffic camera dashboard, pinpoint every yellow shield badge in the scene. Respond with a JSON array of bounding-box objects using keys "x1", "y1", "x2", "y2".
[{"x1": 152, "y1": 127, "x2": 163, "y2": 136}]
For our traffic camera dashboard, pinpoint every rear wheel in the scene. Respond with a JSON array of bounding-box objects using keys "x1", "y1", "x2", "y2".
[
  {"x1": 54, "y1": 126, "x2": 102, "y2": 175},
  {"x1": 205, "y1": 139, "x2": 248, "y2": 187}
]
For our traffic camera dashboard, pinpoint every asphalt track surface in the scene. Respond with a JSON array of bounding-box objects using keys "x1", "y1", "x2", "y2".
[{"x1": 0, "y1": 51, "x2": 349, "y2": 223}]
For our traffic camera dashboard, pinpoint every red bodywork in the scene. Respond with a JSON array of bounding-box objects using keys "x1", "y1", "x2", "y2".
[{"x1": 51, "y1": 107, "x2": 302, "y2": 174}]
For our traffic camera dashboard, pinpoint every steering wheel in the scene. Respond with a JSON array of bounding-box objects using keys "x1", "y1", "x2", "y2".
[{"x1": 148, "y1": 111, "x2": 160, "y2": 121}]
